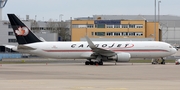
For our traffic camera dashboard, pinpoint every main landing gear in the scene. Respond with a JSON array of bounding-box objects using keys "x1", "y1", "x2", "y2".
[
  {"x1": 85, "y1": 55, "x2": 104, "y2": 65},
  {"x1": 85, "y1": 60, "x2": 103, "y2": 65}
]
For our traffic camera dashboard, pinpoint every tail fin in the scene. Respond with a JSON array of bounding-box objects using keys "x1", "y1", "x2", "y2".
[{"x1": 7, "y1": 14, "x2": 42, "y2": 45}]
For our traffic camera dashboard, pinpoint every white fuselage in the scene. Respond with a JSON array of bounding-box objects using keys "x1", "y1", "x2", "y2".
[{"x1": 14, "y1": 41, "x2": 177, "y2": 59}]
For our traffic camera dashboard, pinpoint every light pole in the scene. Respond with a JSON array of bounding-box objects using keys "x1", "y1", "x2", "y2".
[
  {"x1": 154, "y1": 0, "x2": 157, "y2": 41},
  {"x1": 0, "y1": 0, "x2": 8, "y2": 21},
  {"x1": 158, "y1": 1, "x2": 161, "y2": 23},
  {"x1": 59, "y1": 14, "x2": 63, "y2": 21},
  {"x1": 35, "y1": 15, "x2": 37, "y2": 21}
]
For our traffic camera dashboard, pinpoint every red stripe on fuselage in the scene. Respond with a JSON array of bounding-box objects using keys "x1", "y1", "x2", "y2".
[{"x1": 42, "y1": 50, "x2": 169, "y2": 52}]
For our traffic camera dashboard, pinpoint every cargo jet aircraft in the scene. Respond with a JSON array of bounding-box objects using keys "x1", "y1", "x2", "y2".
[{"x1": 6, "y1": 14, "x2": 177, "y2": 65}]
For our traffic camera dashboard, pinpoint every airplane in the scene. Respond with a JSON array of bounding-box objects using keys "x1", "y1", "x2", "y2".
[{"x1": 5, "y1": 14, "x2": 177, "y2": 65}]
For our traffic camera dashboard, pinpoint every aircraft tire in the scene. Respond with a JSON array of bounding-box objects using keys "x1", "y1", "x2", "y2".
[
  {"x1": 161, "y1": 61, "x2": 165, "y2": 65},
  {"x1": 85, "y1": 61, "x2": 90, "y2": 65},
  {"x1": 90, "y1": 61, "x2": 94, "y2": 65},
  {"x1": 163, "y1": 62, "x2": 165, "y2": 65},
  {"x1": 94, "y1": 61, "x2": 99, "y2": 65},
  {"x1": 98, "y1": 61, "x2": 103, "y2": 65}
]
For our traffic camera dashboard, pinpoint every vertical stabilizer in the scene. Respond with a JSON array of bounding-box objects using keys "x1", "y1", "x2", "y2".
[{"x1": 7, "y1": 14, "x2": 42, "y2": 44}]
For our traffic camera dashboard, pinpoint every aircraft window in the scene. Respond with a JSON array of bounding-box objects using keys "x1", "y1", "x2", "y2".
[{"x1": 169, "y1": 46, "x2": 172, "y2": 48}]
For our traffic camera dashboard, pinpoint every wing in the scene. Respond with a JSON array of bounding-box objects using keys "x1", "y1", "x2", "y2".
[{"x1": 85, "y1": 36, "x2": 116, "y2": 57}]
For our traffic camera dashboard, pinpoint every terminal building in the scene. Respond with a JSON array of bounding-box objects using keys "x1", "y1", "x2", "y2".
[
  {"x1": 71, "y1": 18, "x2": 160, "y2": 41},
  {"x1": 72, "y1": 15, "x2": 180, "y2": 46}
]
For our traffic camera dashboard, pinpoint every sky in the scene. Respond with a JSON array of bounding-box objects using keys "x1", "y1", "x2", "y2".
[{"x1": 2, "y1": 0, "x2": 180, "y2": 21}]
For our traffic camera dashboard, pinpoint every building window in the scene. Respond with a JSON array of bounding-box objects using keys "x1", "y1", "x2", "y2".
[
  {"x1": 95, "y1": 24, "x2": 105, "y2": 28},
  {"x1": 31, "y1": 27, "x2": 34, "y2": 30},
  {"x1": 135, "y1": 32, "x2": 143, "y2": 36},
  {"x1": 106, "y1": 25, "x2": 114, "y2": 28},
  {"x1": 8, "y1": 39, "x2": 17, "y2": 43},
  {"x1": 78, "y1": 25, "x2": 87, "y2": 28},
  {"x1": 8, "y1": 32, "x2": 14, "y2": 36},
  {"x1": 114, "y1": 32, "x2": 121, "y2": 36},
  {"x1": 40, "y1": 27, "x2": 45, "y2": 30},
  {"x1": 122, "y1": 25, "x2": 129, "y2": 28},
  {"x1": 129, "y1": 32, "x2": 135, "y2": 36},
  {"x1": 72, "y1": 24, "x2": 94, "y2": 28},
  {"x1": 114, "y1": 25, "x2": 121, "y2": 28},
  {"x1": 135, "y1": 25, "x2": 143, "y2": 28},
  {"x1": 122, "y1": 32, "x2": 128, "y2": 36},
  {"x1": 95, "y1": 32, "x2": 105, "y2": 36},
  {"x1": 72, "y1": 25, "x2": 79, "y2": 28},
  {"x1": 129, "y1": 24, "x2": 135, "y2": 28},
  {"x1": 8, "y1": 24, "x2": 12, "y2": 28},
  {"x1": 91, "y1": 32, "x2": 94, "y2": 36},
  {"x1": 107, "y1": 32, "x2": 114, "y2": 36},
  {"x1": 106, "y1": 32, "x2": 143, "y2": 36},
  {"x1": 46, "y1": 27, "x2": 53, "y2": 30},
  {"x1": 87, "y1": 24, "x2": 94, "y2": 28}
]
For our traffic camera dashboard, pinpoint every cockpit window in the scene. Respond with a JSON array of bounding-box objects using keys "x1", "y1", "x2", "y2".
[{"x1": 169, "y1": 46, "x2": 172, "y2": 48}]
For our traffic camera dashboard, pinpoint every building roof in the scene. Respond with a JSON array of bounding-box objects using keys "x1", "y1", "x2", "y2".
[
  {"x1": 74, "y1": 15, "x2": 180, "y2": 27},
  {"x1": 93, "y1": 15, "x2": 180, "y2": 21}
]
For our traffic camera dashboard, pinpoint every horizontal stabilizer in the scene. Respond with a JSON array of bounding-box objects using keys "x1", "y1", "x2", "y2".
[
  {"x1": 3, "y1": 45, "x2": 16, "y2": 49},
  {"x1": 18, "y1": 45, "x2": 36, "y2": 50},
  {"x1": 39, "y1": 37, "x2": 46, "y2": 42}
]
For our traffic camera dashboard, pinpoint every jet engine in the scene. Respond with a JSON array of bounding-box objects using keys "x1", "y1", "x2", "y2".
[{"x1": 108, "y1": 52, "x2": 131, "y2": 62}]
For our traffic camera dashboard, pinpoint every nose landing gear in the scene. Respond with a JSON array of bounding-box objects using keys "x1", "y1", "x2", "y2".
[
  {"x1": 152, "y1": 57, "x2": 165, "y2": 65},
  {"x1": 160, "y1": 57, "x2": 165, "y2": 64}
]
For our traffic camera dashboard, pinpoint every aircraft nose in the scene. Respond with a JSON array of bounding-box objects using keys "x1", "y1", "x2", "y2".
[{"x1": 172, "y1": 48, "x2": 178, "y2": 54}]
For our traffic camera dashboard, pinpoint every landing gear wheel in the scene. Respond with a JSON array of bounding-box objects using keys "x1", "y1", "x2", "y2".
[
  {"x1": 94, "y1": 61, "x2": 99, "y2": 65},
  {"x1": 161, "y1": 61, "x2": 165, "y2": 64},
  {"x1": 151, "y1": 59, "x2": 159, "y2": 65},
  {"x1": 161, "y1": 57, "x2": 165, "y2": 65},
  {"x1": 85, "y1": 61, "x2": 90, "y2": 65},
  {"x1": 90, "y1": 61, "x2": 94, "y2": 65},
  {"x1": 98, "y1": 61, "x2": 103, "y2": 65}
]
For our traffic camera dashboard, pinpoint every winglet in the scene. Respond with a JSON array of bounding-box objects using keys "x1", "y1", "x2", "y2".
[{"x1": 85, "y1": 36, "x2": 96, "y2": 49}]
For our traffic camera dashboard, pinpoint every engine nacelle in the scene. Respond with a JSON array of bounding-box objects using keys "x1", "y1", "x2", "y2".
[{"x1": 108, "y1": 52, "x2": 131, "y2": 62}]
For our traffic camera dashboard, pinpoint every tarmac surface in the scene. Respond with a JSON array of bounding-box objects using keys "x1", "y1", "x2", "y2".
[{"x1": 0, "y1": 62, "x2": 180, "y2": 90}]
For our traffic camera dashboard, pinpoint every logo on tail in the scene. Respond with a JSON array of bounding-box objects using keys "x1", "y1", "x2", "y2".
[{"x1": 15, "y1": 26, "x2": 29, "y2": 36}]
